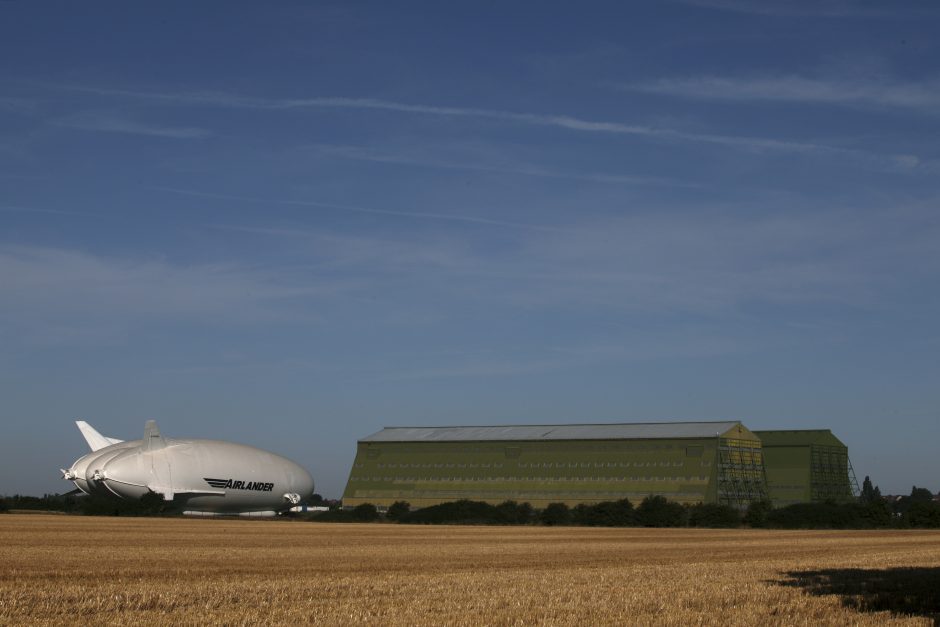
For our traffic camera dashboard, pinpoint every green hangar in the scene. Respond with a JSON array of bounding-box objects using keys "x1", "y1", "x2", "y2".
[
  {"x1": 753, "y1": 429, "x2": 858, "y2": 507},
  {"x1": 342, "y1": 421, "x2": 769, "y2": 509}
]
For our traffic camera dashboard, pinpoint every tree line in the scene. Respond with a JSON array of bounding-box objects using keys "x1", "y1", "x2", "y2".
[
  {"x1": 5, "y1": 477, "x2": 938, "y2": 528},
  {"x1": 0, "y1": 491, "x2": 168, "y2": 516},
  {"x1": 305, "y1": 480, "x2": 939, "y2": 529}
]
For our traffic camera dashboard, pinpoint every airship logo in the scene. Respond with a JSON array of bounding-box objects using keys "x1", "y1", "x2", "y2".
[{"x1": 204, "y1": 478, "x2": 275, "y2": 491}]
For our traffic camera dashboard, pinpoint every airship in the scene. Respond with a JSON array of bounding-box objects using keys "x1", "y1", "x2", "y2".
[{"x1": 61, "y1": 420, "x2": 315, "y2": 516}]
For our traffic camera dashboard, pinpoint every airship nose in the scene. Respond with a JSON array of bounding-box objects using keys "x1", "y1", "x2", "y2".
[
  {"x1": 100, "y1": 450, "x2": 150, "y2": 499},
  {"x1": 295, "y1": 468, "x2": 315, "y2": 500},
  {"x1": 62, "y1": 467, "x2": 92, "y2": 495},
  {"x1": 83, "y1": 449, "x2": 127, "y2": 496}
]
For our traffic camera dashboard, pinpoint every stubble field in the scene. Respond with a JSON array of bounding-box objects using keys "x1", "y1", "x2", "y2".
[{"x1": 1, "y1": 514, "x2": 939, "y2": 625}]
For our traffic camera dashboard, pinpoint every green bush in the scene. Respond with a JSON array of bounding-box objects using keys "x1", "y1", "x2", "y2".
[
  {"x1": 385, "y1": 501, "x2": 411, "y2": 521},
  {"x1": 308, "y1": 509, "x2": 354, "y2": 522},
  {"x1": 688, "y1": 503, "x2": 740, "y2": 528},
  {"x1": 395, "y1": 500, "x2": 537, "y2": 525},
  {"x1": 539, "y1": 502, "x2": 571, "y2": 526},
  {"x1": 399, "y1": 500, "x2": 501, "y2": 525},
  {"x1": 1, "y1": 493, "x2": 81, "y2": 513},
  {"x1": 78, "y1": 492, "x2": 168, "y2": 516},
  {"x1": 765, "y1": 501, "x2": 892, "y2": 529},
  {"x1": 904, "y1": 501, "x2": 940, "y2": 528},
  {"x1": 636, "y1": 495, "x2": 686, "y2": 527},
  {"x1": 571, "y1": 499, "x2": 636, "y2": 526},
  {"x1": 352, "y1": 503, "x2": 379, "y2": 522},
  {"x1": 496, "y1": 500, "x2": 534, "y2": 524},
  {"x1": 743, "y1": 500, "x2": 773, "y2": 528},
  {"x1": 858, "y1": 499, "x2": 893, "y2": 528}
]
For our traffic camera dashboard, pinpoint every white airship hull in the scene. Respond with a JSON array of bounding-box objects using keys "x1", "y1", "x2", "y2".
[{"x1": 63, "y1": 421, "x2": 314, "y2": 515}]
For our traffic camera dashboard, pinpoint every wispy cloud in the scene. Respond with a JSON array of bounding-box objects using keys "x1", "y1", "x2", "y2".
[
  {"x1": 3, "y1": 199, "x2": 938, "y2": 352},
  {"x1": 216, "y1": 202, "x2": 940, "y2": 316},
  {"x1": 0, "y1": 96, "x2": 37, "y2": 113},
  {"x1": 0, "y1": 204, "x2": 101, "y2": 217},
  {"x1": 673, "y1": 0, "x2": 939, "y2": 18},
  {"x1": 153, "y1": 186, "x2": 567, "y2": 232},
  {"x1": 52, "y1": 112, "x2": 210, "y2": 139},
  {"x1": 0, "y1": 245, "x2": 328, "y2": 333},
  {"x1": 304, "y1": 144, "x2": 695, "y2": 187},
  {"x1": 376, "y1": 334, "x2": 760, "y2": 381},
  {"x1": 629, "y1": 75, "x2": 940, "y2": 112},
  {"x1": 47, "y1": 84, "x2": 910, "y2": 161},
  {"x1": 378, "y1": 354, "x2": 571, "y2": 381}
]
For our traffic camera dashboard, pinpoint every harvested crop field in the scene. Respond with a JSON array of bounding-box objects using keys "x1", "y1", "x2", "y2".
[{"x1": 1, "y1": 515, "x2": 939, "y2": 625}]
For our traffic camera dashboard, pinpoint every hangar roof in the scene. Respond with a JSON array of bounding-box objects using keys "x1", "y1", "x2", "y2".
[
  {"x1": 753, "y1": 429, "x2": 846, "y2": 448},
  {"x1": 361, "y1": 421, "x2": 746, "y2": 443}
]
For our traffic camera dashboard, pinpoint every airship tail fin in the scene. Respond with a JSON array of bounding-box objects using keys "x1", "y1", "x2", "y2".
[
  {"x1": 75, "y1": 420, "x2": 124, "y2": 451},
  {"x1": 144, "y1": 419, "x2": 167, "y2": 452}
]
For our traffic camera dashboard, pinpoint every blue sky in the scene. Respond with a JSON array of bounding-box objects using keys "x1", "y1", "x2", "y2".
[{"x1": 2, "y1": 1, "x2": 938, "y2": 498}]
